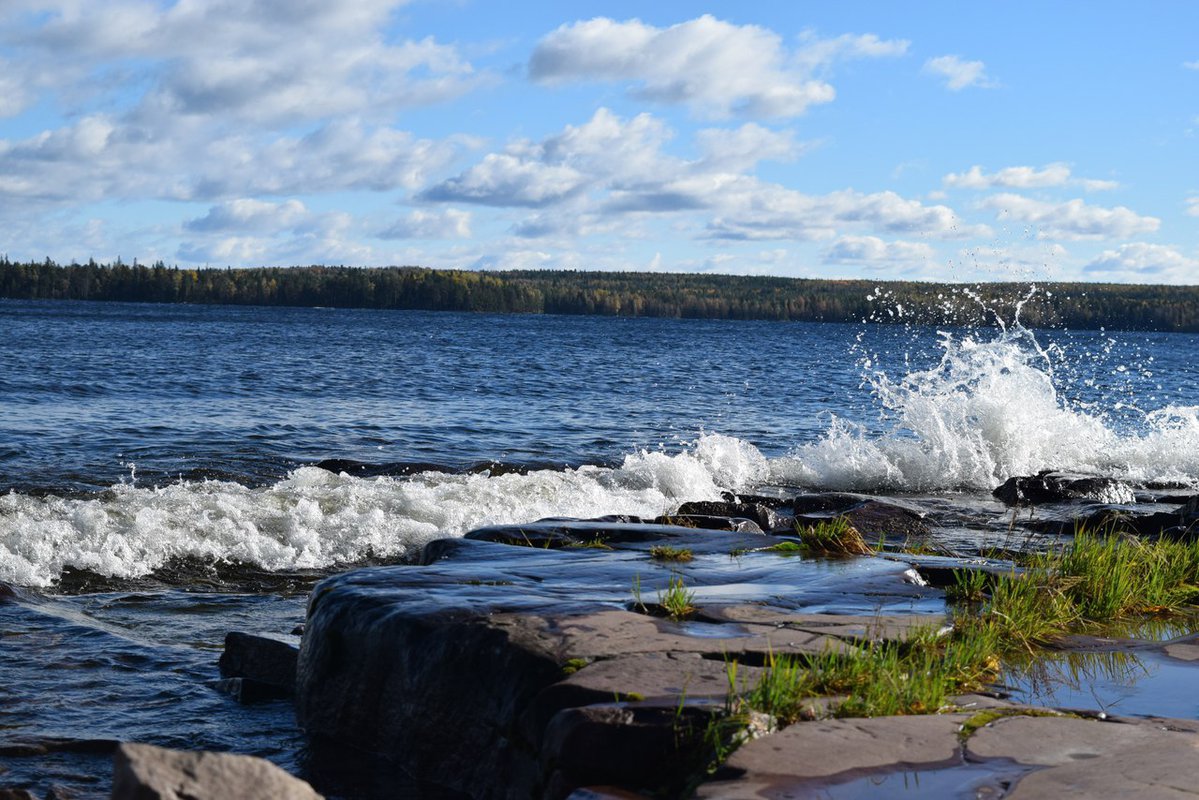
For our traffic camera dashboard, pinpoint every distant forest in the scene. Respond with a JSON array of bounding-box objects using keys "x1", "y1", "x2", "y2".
[{"x1": 2, "y1": 257, "x2": 1198, "y2": 332}]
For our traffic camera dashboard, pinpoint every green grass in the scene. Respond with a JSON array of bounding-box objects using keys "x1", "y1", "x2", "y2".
[
  {"x1": 658, "y1": 573, "x2": 697, "y2": 620},
  {"x1": 563, "y1": 537, "x2": 613, "y2": 550},
  {"x1": 727, "y1": 524, "x2": 1199, "y2": 728},
  {"x1": 798, "y1": 516, "x2": 873, "y2": 556},
  {"x1": 650, "y1": 545, "x2": 694, "y2": 562},
  {"x1": 763, "y1": 540, "x2": 803, "y2": 555}
]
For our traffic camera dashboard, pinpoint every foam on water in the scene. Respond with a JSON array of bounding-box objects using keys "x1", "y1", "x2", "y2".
[{"x1": 0, "y1": 434, "x2": 767, "y2": 587}]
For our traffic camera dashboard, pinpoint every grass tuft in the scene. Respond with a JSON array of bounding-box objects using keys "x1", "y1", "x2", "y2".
[
  {"x1": 798, "y1": 517, "x2": 873, "y2": 556},
  {"x1": 658, "y1": 573, "x2": 697, "y2": 620},
  {"x1": 650, "y1": 545, "x2": 694, "y2": 562}
]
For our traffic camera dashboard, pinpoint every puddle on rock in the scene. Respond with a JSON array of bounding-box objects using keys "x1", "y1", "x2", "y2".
[
  {"x1": 785, "y1": 760, "x2": 1035, "y2": 799},
  {"x1": 1003, "y1": 648, "x2": 1199, "y2": 719}
]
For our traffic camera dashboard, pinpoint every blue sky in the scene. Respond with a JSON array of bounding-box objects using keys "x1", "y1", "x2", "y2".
[{"x1": 1, "y1": 1, "x2": 1197, "y2": 283}]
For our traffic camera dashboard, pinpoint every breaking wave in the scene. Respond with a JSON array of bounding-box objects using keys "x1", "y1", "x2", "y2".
[{"x1": 0, "y1": 435, "x2": 767, "y2": 587}]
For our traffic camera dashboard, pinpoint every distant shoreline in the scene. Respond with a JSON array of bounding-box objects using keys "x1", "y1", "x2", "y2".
[{"x1": 3, "y1": 259, "x2": 1198, "y2": 332}]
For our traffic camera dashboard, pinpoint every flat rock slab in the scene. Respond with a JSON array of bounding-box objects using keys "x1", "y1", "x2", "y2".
[
  {"x1": 695, "y1": 714, "x2": 973, "y2": 798},
  {"x1": 969, "y1": 715, "x2": 1199, "y2": 798},
  {"x1": 696, "y1": 712, "x2": 1199, "y2": 799}
]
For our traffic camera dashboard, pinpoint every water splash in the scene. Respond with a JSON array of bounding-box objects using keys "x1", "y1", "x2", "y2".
[{"x1": 774, "y1": 316, "x2": 1199, "y2": 492}]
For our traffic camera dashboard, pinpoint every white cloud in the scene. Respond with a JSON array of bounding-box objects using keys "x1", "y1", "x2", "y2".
[
  {"x1": 184, "y1": 199, "x2": 309, "y2": 233},
  {"x1": 0, "y1": 115, "x2": 461, "y2": 204},
  {"x1": 421, "y1": 108, "x2": 669, "y2": 207},
  {"x1": 1187, "y1": 197, "x2": 1199, "y2": 217},
  {"x1": 944, "y1": 163, "x2": 1118, "y2": 191},
  {"x1": 13, "y1": 0, "x2": 482, "y2": 126},
  {"x1": 380, "y1": 209, "x2": 472, "y2": 239},
  {"x1": 704, "y1": 184, "x2": 990, "y2": 241},
  {"x1": 1084, "y1": 243, "x2": 1199, "y2": 284},
  {"x1": 982, "y1": 194, "x2": 1159, "y2": 240},
  {"x1": 824, "y1": 235, "x2": 935, "y2": 264},
  {"x1": 1184, "y1": 60, "x2": 1199, "y2": 70},
  {"x1": 0, "y1": 1, "x2": 481, "y2": 210},
  {"x1": 923, "y1": 55, "x2": 996, "y2": 91},
  {"x1": 529, "y1": 15, "x2": 906, "y2": 118},
  {"x1": 693, "y1": 124, "x2": 803, "y2": 172}
]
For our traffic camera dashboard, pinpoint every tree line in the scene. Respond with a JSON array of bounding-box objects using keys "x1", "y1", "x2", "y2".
[{"x1": 1, "y1": 257, "x2": 1197, "y2": 332}]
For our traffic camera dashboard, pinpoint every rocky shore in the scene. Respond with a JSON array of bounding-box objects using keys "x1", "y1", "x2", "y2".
[{"x1": 8, "y1": 474, "x2": 1199, "y2": 798}]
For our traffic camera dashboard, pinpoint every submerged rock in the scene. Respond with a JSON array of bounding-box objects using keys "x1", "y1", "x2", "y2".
[{"x1": 112, "y1": 742, "x2": 322, "y2": 800}]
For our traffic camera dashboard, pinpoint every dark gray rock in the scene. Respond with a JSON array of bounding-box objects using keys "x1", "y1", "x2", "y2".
[
  {"x1": 217, "y1": 632, "x2": 297, "y2": 699},
  {"x1": 674, "y1": 501, "x2": 793, "y2": 532},
  {"x1": 464, "y1": 518, "x2": 766, "y2": 549},
  {"x1": 112, "y1": 742, "x2": 322, "y2": 800},
  {"x1": 651, "y1": 514, "x2": 763, "y2": 533},
  {"x1": 795, "y1": 499, "x2": 930, "y2": 546},
  {"x1": 993, "y1": 472, "x2": 1135, "y2": 506},
  {"x1": 540, "y1": 703, "x2": 717, "y2": 799}
]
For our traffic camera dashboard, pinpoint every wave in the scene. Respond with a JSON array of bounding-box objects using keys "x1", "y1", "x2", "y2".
[
  {"x1": 4, "y1": 326, "x2": 1197, "y2": 588},
  {"x1": 0, "y1": 435, "x2": 766, "y2": 588}
]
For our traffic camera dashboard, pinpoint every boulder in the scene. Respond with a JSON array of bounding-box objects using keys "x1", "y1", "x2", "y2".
[
  {"x1": 993, "y1": 472, "x2": 1135, "y2": 506},
  {"x1": 217, "y1": 632, "x2": 297, "y2": 700},
  {"x1": 673, "y1": 501, "x2": 793, "y2": 533},
  {"x1": 112, "y1": 742, "x2": 321, "y2": 800},
  {"x1": 795, "y1": 500, "x2": 930, "y2": 546}
]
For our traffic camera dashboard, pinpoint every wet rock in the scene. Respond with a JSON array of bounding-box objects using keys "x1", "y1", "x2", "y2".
[
  {"x1": 112, "y1": 742, "x2": 322, "y2": 800},
  {"x1": 0, "y1": 790, "x2": 37, "y2": 800},
  {"x1": 993, "y1": 472, "x2": 1136, "y2": 506},
  {"x1": 296, "y1": 544, "x2": 940, "y2": 799},
  {"x1": 795, "y1": 499, "x2": 930, "y2": 545},
  {"x1": 465, "y1": 518, "x2": 767, "y2": 549},
  {"x1": 218, "y1": 632, "x2": 297, "y2": 699},
  {"x1": 674, "y1": 501, "x2": 793, "y2": 532},
  {"x1": 694, "y1": 714, "x2": 972, "y2": 798},
  {"x1": 212, "y1": 677, "x2": 291, "y2": 704},
  {"x1": 651, "y1": 514, "x2": 763, "y2": 533},
  {"x1": 788, "y1": 492, "x2": 872, "y2": 515}
]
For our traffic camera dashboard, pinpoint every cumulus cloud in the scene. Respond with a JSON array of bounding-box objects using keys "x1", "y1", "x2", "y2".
[
  {"x1": 0, "y1": 1, "x2": 481, "y2": 210},
  {"x1": 379, "y1": 209, "x2": 472, "y2": 239},
  {"x1": 421, "y1": 108, "x2": 668, "y2": 207},
  {"x1": 824, "y1": 235, "x2": 936, "y2": 264},
  {"x1": 982, "y1": 194, "x2": 1160, "y2": 240},
  {"x1": 529, "y1": 15, "x2": 906, "y2": 118},
  {"x1": 706, "y1": 186, "x2": 990, "y2": 242},
  {"x1": 184, "y1": 199, "x2": 309, "y2": 233},
  {"x1": 923, "y1": 55, "x2": 996, "y2": 91},
  {"x1": 1084, "y1": 243, "x2": 1199, "y2": 284},
  {"x1": 944, "y1": 163, "x2": 1118, "y2": 191},
  {"x1": 693, "y1": 124, "x2": 803, "y2": 172},
  {"x1": 422, "y1": 107, "x2": 986, "y2": 245}
]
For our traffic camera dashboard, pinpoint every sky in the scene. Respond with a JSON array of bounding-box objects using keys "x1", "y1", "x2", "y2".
[{"x1": 1, "y1": 1, "x2": 1197, "y2": 284}]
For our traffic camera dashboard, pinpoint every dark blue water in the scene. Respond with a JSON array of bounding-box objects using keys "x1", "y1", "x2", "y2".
[{"x1": 1, "y1": 298, "x2": 1197, "y2": 797}]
